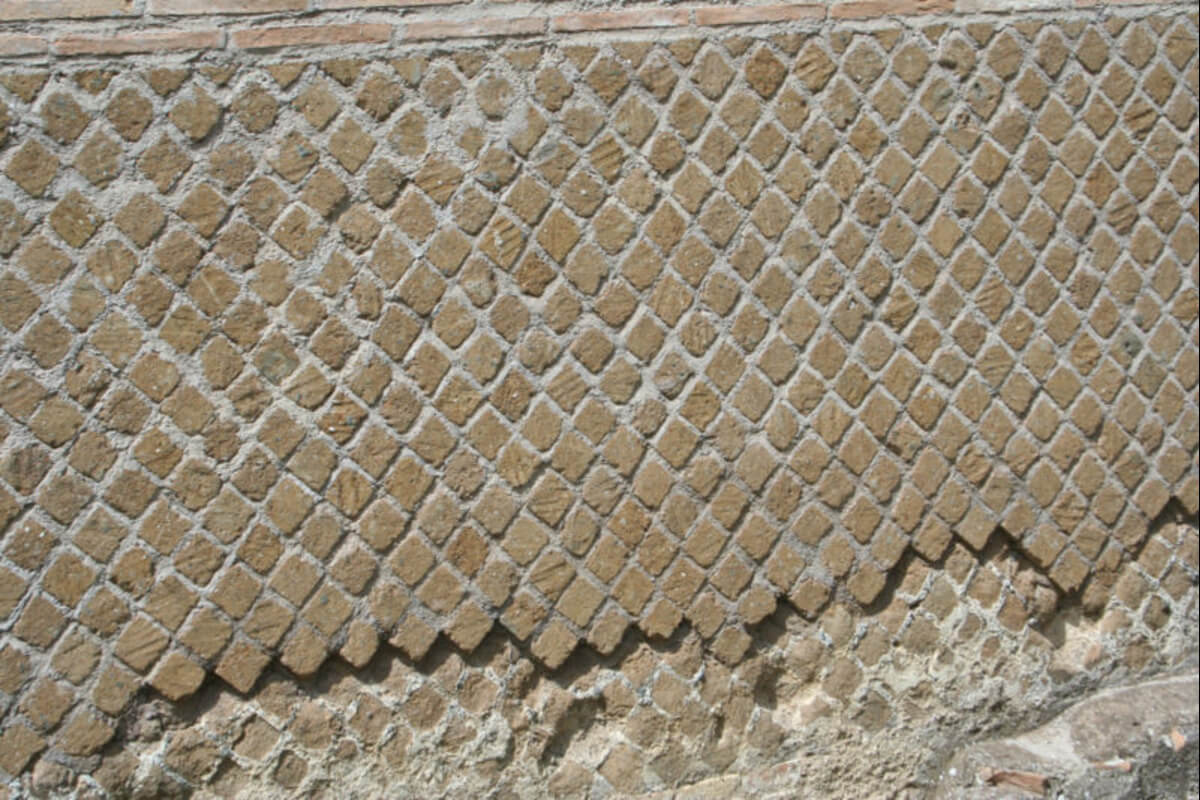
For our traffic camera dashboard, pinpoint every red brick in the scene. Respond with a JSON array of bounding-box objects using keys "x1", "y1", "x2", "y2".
[
  {"x1": 404, "y1": 17, "x2": 544, "y2": 41},
  {"x1": 958, "y1": 0, "x2": 1057, "y2": 7},
  {"x1": 832, "y1": 0, "x2": 952, "y2": 17},
  {"x1": 551, "y1": 9, "x2": 689, "y2": 33},
  {"x1": 696, "y1": 5, "x2": 826, "y2": 26},
  {"x1": 150, "y1": 0, "x2": 306, "y2": 12},
  {"x1": 54, "y1": 30, "x2": 223, "y2": 55},
  {"x1": 0, "y1": 34, "x2": 47, "y2": 56},
  {"x1": 322, "y1": 0, "x2": 462, "y2": 7},
  {"x1": 232, "y1": 23, "x2": 392, "y2": 49},
  {"x1": 0, "y1": 0, "x2": 132, "y2": 21}
]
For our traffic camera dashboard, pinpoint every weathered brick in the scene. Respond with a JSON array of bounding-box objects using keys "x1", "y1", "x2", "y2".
[
  {"x1": 697, "y1": 4, "x2": 824, "y2": 25},
  {"x1": 150, "y1": 0, "x2": 305, "y2": 12},
  {"x1": 55, "y1": 30, "x2": 222, "y2": 55},
  {"x1": 552, "y1": 9, "x2": 688, "y2": 32},
  {"x1": 0, "y1": 33, "x2": 48, "y2": 55},
  {"x1": 233, "y1": 23, "x2": 392, "y2": 49},
  {"x1": 405, "y1": 17, "x2": 544, "y2": 41}
]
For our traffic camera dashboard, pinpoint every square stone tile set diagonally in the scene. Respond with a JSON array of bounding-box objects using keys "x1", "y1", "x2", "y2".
[{"x1": 0, "y1": 0, "x2": 1197, "y2": 780}]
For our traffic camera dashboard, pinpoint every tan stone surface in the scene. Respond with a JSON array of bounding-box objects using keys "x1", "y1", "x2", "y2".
[
  {"x1": 0, "y1": 8, "x2": 1197, "y2": 790},
  {"x1": 14, "y1": 517, "x2": 1196, "y2": 798}
]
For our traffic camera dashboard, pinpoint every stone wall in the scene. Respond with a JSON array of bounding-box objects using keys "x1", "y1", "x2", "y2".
[{"x1": 0, "y1": 1, "x2": 1197, "y2": 797}]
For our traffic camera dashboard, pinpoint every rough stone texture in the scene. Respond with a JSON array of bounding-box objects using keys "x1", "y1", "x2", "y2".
[
  {"x1": 0, "y1": 6, "x2": 1197, "y2": 797},
  {"x1": 937, "y1": 670, "x2": 1199, "y2": 798},
  {"x1": 5, "y1": 518, "x2": 1196, "y2": 798}
]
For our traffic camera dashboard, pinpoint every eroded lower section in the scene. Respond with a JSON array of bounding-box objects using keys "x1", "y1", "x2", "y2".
[{"x1": 14, "y1": 515, "x2": 1198, "y2": 800}]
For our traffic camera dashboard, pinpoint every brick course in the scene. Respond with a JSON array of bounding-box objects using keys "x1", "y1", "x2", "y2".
[
  {"x1": 54, "y1": 29, "x2": 224, "y2": 55},
  {"x1": 231, "y1": 22, "x2": 392, "y2": 48},
  {"x1": 1, "y1": 0, "x2": 1194, "y2": 53}
]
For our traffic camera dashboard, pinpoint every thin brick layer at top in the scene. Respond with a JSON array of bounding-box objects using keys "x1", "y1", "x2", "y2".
[{"x1": 0, "y1": 12, "x2": 1197, "y2": 770}]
